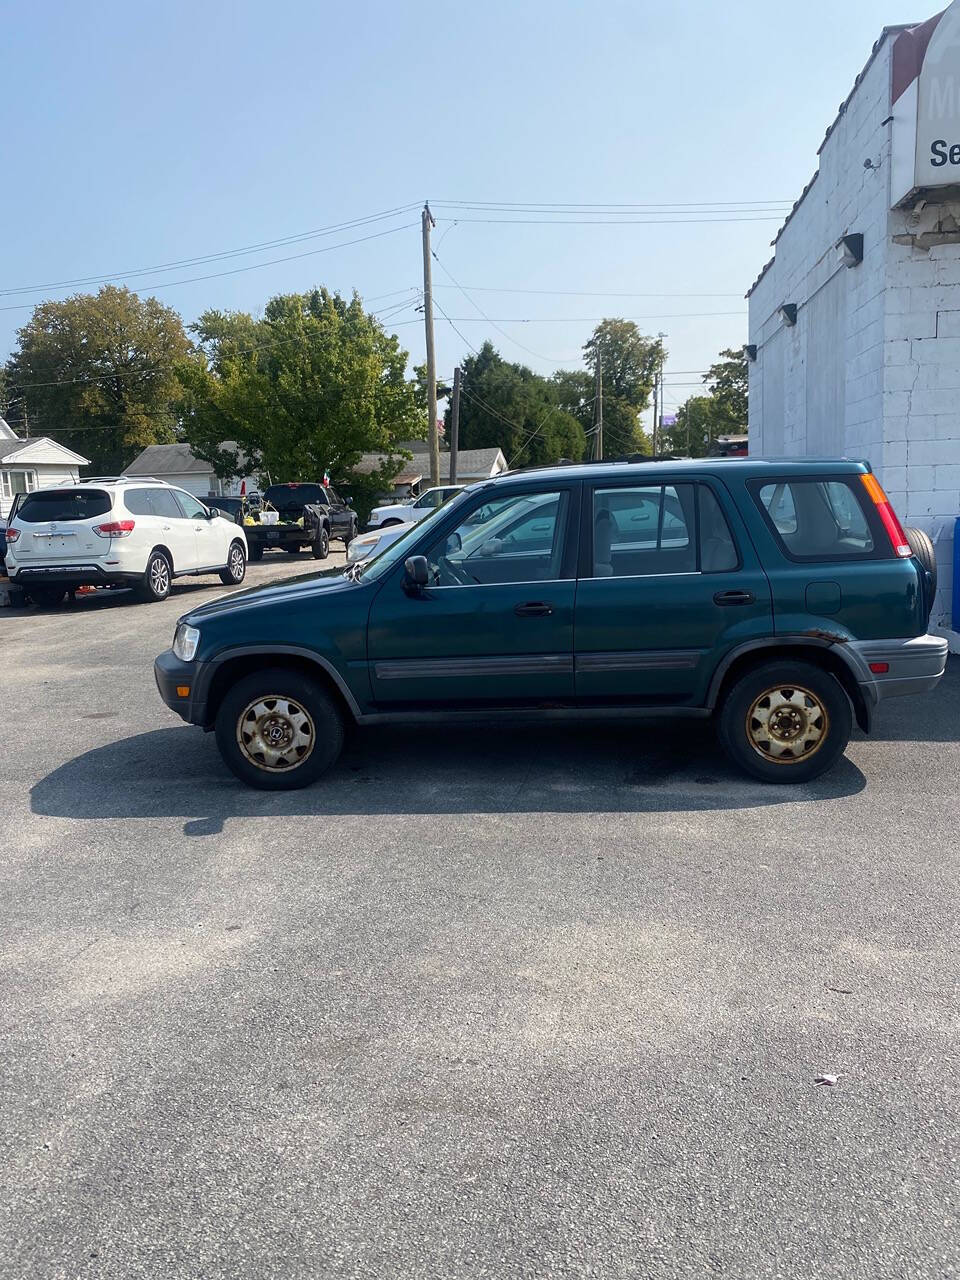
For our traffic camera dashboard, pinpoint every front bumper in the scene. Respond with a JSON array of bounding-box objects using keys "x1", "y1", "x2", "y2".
[
  {"x1": 853, "y1": 634, "x2": 949, "y2": 701},
  {"x1": 155, "y1": 650, "x2": 210, "y2": 726}
]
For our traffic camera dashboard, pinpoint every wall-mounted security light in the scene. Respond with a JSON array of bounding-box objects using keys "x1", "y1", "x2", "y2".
[
  {"x1": 839, "y1": 233, "x2": 864, "y2": 267},
  {"x1": 744, "y1": 344, "x2": 758, "y2": 362},
  {"x1": 778, "y1": 303, "x2": 798, "y2": 327}
]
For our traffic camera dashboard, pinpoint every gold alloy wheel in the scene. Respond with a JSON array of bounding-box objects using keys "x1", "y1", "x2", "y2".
[
  {"x1": 745, "y1": 684, "x2": 829, "y2": 765},
  {"x1": 236, "y1": 695, "x2": 316, "y2": 772}
]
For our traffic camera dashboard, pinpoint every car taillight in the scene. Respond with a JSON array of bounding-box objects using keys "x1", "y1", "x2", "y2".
[
  {"x1": 5, "y1": 528, "x2": 20, "y2": 543},
  {"x1": 860, "y1": 474, "x2": 911, "y2": 558},
  {"x1": 93, "y1": 520, "x2": 136, "y2": 538}
]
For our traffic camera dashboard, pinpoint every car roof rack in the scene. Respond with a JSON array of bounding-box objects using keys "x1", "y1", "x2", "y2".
[{"x1": 80, "y1": 475, "x2": 163, "y2": 483}]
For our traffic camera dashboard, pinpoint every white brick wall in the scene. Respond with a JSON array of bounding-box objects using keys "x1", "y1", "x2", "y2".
[{"x1": 748, "y1": 30, "x2": 960, "y2": 642}]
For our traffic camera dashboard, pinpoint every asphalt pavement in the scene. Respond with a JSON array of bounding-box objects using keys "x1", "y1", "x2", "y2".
[{"x1": 1, "y1": 553, "x2": 958, "y2": 1279}]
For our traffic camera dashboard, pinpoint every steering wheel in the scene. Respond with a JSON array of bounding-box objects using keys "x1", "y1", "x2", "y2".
[{"x1": 437, "y1": 554, "x2": 476, "y2": 586}]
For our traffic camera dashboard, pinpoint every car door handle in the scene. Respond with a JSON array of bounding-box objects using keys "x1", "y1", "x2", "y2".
[
  {"x1": 713, "y1": 589, "x2": 755, "y2": 606},
  {"x1": 514, "y1": 601, "x2": 554, "y2": 617},
  {"x1": 162, "y1": 524, "x2": 171, "y2": 530}
]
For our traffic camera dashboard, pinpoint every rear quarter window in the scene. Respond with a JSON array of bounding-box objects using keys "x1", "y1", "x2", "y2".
[
  {"x1": 16, "y1": 489, "x2": 111, "y2": 522},
  {"x1": 751, "y1": 478, "x2": 880, "y2": 561}
]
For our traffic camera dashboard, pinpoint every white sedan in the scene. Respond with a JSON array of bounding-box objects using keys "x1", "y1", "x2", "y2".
[
  {"x1": 346, "y1": 519, "x2": 417, "y2": 564},
  {"x1": 366, "y1": 485, "x2": 463, "y2": 530}
]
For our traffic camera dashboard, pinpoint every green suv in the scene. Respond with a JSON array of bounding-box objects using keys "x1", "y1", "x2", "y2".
[{"x1": 155, "y1": 459, "x2": 947, "y2": 790}]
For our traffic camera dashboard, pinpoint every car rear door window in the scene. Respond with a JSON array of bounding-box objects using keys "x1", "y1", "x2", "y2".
[
  {"x1": 16, "y1": 489, "x2": 111, "y2": 522},
  {"x1": 150, "y1": 488, "x2": 185, "y2": 519},
  {"x1": 698, "y1": 485, "x2": 739, "y2": 572},
  {"x1": 592, "y1": 485, "x2": 695, "y2": 577},
  {"x1": 123, "y1": 488, "x2": 156, "y2": 516},
  {"x1": 754, "y1": 479, "x2": 876, "y2": 560}
]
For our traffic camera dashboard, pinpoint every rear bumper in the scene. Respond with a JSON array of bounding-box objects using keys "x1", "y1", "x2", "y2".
[
  {"x1": 853, "y1": 634, "x2": 949, "y2": 701},
  {"x1": 9, "y1": 564, "x2": 142, "y2": 588},
  {"x1": 155, "y1": 650, "x2": 210, "y2": 726}
]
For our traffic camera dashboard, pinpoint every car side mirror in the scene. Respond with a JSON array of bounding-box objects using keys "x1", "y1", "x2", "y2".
[
  {"x1": 344, "y1": 495, "x2": 353, "y2": 506},
  {"x1": 208, "y1": 508, "x2": 220, "y2": 519},
  {"x1": 445, "y1": 532, "x2": 462, "y2": 554},
  {"x1": 404, "y1": 555, "x2": 430, "y2": 591}
]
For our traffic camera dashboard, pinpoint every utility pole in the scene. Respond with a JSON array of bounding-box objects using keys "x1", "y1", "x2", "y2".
[
  {"x1": 449, "y1": 366, "x2": 461, "y2": 485},
  {"x1": 421, "y1": 202, "x2": 440, "y2": 488},
  {"x1": 653, "y1": 332, "x2": 666, "y2": 458},
  {"x1": 592, "y1": 356, "x2": 603, "y2": 460}
]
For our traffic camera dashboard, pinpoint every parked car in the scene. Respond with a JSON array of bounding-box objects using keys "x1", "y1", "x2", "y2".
[
  {"x1": 5, "y1": 478, "x2": 248, "y2": 606},
  {"x1": 155, "y1": 458, "x2": 947, "y2": 790},
  {"x1": 243, "y1": 483, "x2": 357, "y2": 560},
  {"x1": 346, "y1": 519, "x2": 416, "y2": 565},
  {"x1": 367, "y1": 485, "x2": 463, "y2": 530}
]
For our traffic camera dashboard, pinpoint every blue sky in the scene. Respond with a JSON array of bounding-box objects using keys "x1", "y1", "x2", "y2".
[{"x1": 3, "y1": 0, "x2": 910, "y2": 422}]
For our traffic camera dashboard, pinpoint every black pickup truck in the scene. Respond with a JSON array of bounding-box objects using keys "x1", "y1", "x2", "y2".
[{"x1": 241, "y1": 483, "x2": 357, "y2": 561}]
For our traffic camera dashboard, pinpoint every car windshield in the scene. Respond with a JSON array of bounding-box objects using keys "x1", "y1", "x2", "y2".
[{"x1": 355, "y1": 489, "x2": 475, "y2": 582}]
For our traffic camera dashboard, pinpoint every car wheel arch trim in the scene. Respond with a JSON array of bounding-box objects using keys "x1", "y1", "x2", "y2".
[
  {"x1": 201, "y1": 644, "x2": 363, "y2": 721},
  {"x1": 705, "y1": 636, "x2": 873, "y2": 728}
]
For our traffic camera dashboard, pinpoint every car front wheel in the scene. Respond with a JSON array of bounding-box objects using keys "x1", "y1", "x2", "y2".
[
  {"x1": 214, "y1": 667, "x2": 344, "y2": 790},
  {"x1": 717, "y1": 660, "x2": 851, "y2": 784},
  {"x1": 219, "y1": 540, "x2": 246, "y2": 585}
]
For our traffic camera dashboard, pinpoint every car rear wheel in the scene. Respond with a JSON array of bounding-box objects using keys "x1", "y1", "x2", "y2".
[
  {"x1": 219, "y1": 540, "x2": 246, "y2": 585},
  {"x1": 312, "y1": 528, "x2": 330, "y2": 560},
  {"x1": 28, "y1": 586, "x2": 67, "y2": 609},
  {"x1": 214, "y1": 667, "x2": 344, "y2": 790},
  {"x1": 139, "y1": 551, "x2": 171, "y2": 602},
  {"x1": 717, "y1": 660, "x2": 851, "y2": 784}
]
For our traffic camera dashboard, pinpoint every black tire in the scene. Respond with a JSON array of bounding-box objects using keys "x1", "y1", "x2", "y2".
[
  {"x1": 312, "y1": 528, "x2": 330, "y2": 560},
  {"x1": 139, "y1": 551, "x2": 171, "y2": 602},
  {"x1": 28, "y1": 586, "x2": 67, "y2": 609},
  {"x1": 214, "y1": 667, "x2": 344, "y2": 790},
  {"x1": 219, "y1": 540, "x2": 246, "y2": 586},
  {"x1": 248, "y1": 543, "x2": 263, "y2": 562},
  {"x1": 380, "y1": 519, "x2": 403, "y2": 528},
  {"x1": 905, "y1": 527, "x2": 937, "y2": 614},
  {"x1": 717, "y1": 660, "x2": 852, "y2": 784},
  {"x1": 342, "y1": 520, "x2": 356, "y2": 549}
]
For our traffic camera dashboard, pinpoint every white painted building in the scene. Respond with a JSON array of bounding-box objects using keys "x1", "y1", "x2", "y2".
[
  {"x1": 122, "y1": 442, "x2": 258, "y2": 499},
  {"x1": 0, "y1": 418, "x2": 89, "y2": 518},
  {"x1": 747, "y1": 4, "x2": 960, "y2": 642}
]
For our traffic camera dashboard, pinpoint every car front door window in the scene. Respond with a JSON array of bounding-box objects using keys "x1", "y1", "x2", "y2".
[{"x1": 426, "y1": 491, "x2": 568, "y2": 586}]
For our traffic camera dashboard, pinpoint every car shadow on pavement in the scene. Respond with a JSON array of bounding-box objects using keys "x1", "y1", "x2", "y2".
[{"x1": 31, "y1": 719, "x2": 867, "y2": 834}]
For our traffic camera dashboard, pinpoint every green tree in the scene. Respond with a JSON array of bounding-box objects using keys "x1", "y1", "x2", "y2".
[
  {"x1": 662, "y1": 347, "x2": 748, "y2": 457},
  {"x1": 451, "y1": 342, "x2": 585, "y2": 468},
  {"x1": 582, "y1": 320, "x2": 662, "y2": 455},
  {"x1": 4, "y1": 286, "x2": 191, "y2": 472},
  {"x1": 178, "y1": 288, "x2": 425, "y2": 509}
]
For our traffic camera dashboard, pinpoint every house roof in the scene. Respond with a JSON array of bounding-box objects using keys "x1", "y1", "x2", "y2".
[
  {"x1": 0, "y1": 417, "x2": 19, "y2": 441},
  {"x1": 0, "y1": 436, "x2": 89, "y2": 466},
  {"x1": 350, "y1": 447, "x2": 507, "y2": 484},
  {"x1": 123, "y1": 442, "x2": 214, "y2": 476}
]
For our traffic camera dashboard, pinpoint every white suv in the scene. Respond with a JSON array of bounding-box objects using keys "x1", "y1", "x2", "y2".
[
  {"x1": 5, "y1": 478, "x2": 248, "y2": 606},
  {"x1": 367, "y1": 485, "x2": 464, "y2": 530}
]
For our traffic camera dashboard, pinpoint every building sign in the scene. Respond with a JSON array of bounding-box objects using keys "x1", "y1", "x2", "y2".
[{"x1": 892, "y1": 2, "x2": 960, "y2": 204}]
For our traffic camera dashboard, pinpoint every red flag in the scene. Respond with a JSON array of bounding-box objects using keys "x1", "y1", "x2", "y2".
[{"x1": 240, "y1": 480, "x2": 246, "y2": 495}]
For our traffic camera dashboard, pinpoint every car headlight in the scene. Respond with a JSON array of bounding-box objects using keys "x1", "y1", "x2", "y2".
[
  {"x1": 348, "y1": 536, "x2": 378, "y2": 562},
  {"x1": 173, "y1": 622, "x2": 200, "y2": 662}
]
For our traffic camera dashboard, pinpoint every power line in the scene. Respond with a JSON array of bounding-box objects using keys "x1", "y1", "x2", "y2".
[
  {"x1": 0, "y1": 223, "x2": 420, "y2": 313},
  {"x1": 431, "y1": 251, "x2": 580, "y2": 365},
  {"x1": 393, "y1": 311, "x2": 745, "y2": 323},
  {"x1": 8, "y1": 296, "x2": 423, "y2": 389},
  {"x1": 432, "y1": 215, "x2": 786, "y2": 226},
  {"x1": 431, "y1": 199, "x2": 793, "y2": 210},
  {"x1": 0, "y1": 204, "x2": 422, "y2": 299},
  {"x1": 432, "y1": 285, "x2": 746, "y2": 298}
]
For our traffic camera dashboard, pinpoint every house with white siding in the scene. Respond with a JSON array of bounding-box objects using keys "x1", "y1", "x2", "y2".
[{"x1": 0, "y1": 418, "x2": 89, "y2": 518}]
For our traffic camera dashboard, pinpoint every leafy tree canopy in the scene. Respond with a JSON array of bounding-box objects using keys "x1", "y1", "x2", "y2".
[
  {"x1": 177, "y1": 288, "x2": 425, "y2": 503},
  {"x1": 450, "y1": 342, "x2": 585, "y2": 468},
  {"x1": 4, "y1": 286, "x2": 191, "y2": 473},
  {"x1": 662, "y1": 348, "x2": 749, "y2": 457}
]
